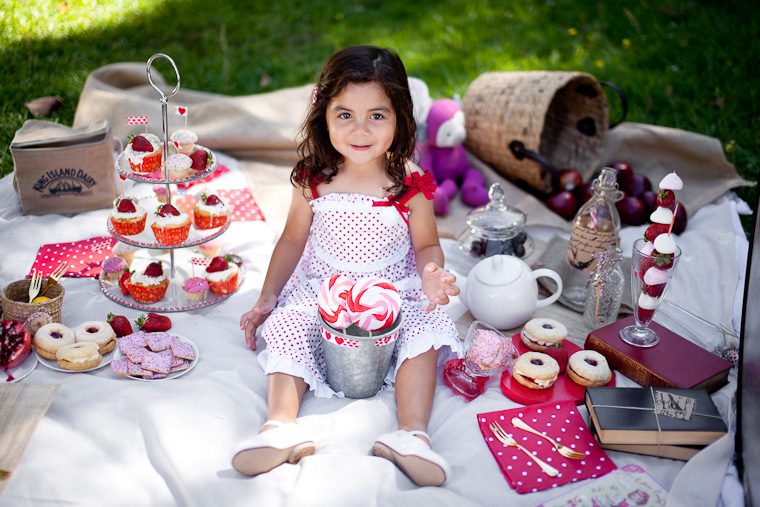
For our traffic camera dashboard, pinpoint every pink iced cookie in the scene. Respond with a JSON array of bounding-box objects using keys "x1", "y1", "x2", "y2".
[
  {"x1": 110, "y1": 358, "x2": 130, "y2": 375},
  {"x1": 170, "y1": 340, "x2": 196, "y2": 361},
  {"x1": 124, "y1": 346, "x2": 147, "y2": 364},
  {"x1": 318, "y1": 274, "x2": 353, "y2": 329},
  {"x1": 145, "y1": 332, "x2": 172, "y2": 352},
  {"x1": 467, "y1": 329, "x2": 508, "y2": 369},
  {"x1": 170, "y1": 360, "x2": 190, "y2": 372},
  {"x1": 141, "y1": 350, "x2": 171, "y2": 374},
  {"x1": 127, "y1": 361, "x2": 151, "y2": 377},
  {"x1": 345, "y1": 277, "x2": 401, "y2": 331}
]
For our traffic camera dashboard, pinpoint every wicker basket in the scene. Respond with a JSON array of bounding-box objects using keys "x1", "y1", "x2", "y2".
[
  {"x1": 1, "y1": 279, "x2": 64, "y2": 324},
  {"x1": 463, "y1": 71, "x2": 612, "y2": 195}
]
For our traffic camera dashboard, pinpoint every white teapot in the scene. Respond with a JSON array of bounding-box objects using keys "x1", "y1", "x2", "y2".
[{"x1": 460, "y1": 254, "x2": 563, "y2": 330}]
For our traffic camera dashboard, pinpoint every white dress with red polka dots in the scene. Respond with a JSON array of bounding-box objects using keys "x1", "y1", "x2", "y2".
[{"x1": 257, "y1": 185, "x2": 463, "y2": 398}]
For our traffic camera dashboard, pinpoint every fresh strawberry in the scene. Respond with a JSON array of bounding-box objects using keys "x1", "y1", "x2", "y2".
[
  {"x1": 644, "y1": 223, "x2": 669, "y2": 242},
  {"x1": 143, "y1": 261, "x2": 163, "y2": 277},
  {"x1": 656, "y1": 189, "x2": 676, "y2": 209},
  {"x1": 203, "y1": 193, "x2": 223, "y2": 206},
  {"x1": 131, "y1": 135, "x2": 154, "y2": 153},
  {"x1": 157, "y1": 203, "x2": 181, "y2": 217},
  {"x1": 118, "y1": 269, "x2": 132, "y2": 295},
  {"x1": 189, "y1": 149, "x2": 209, "y2": 170},
  {"x1": 543, "y1": 344, "x2": 568, "y2": 374},
  {"x1": 206, "y1": 255, "x2": 229, "y2": 273},
  {"x1": 116, "y1": 197, "x2": 137, "y2": 213},
  {"x1": 642, "y1": 282, "x2": 665, "y2": 298},
  {"x1": 107, "y1": 313, "x2": 133, "y2": 337},
  {"x1": 135, "y1": 312, "x2": 172, "y2": 332}
]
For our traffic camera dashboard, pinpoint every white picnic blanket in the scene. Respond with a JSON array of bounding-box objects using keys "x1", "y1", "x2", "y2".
[{"x1": 0, "y1": 153, "x2": 749, "y2": 507}]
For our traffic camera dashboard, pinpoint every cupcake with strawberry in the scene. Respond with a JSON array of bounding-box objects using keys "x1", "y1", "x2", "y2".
[
  {"x1": 124, "y1": 261, "x2": 169, "y2": 303},
  {"x1": 150, "y1": 203, "x2": 191, "y2": 245},
  {"x1": 110, "y1": 196, "x2": 147, "y2": 236},
  {"x1": 204, "y1": 255, "x2": 239, "y2": 294},
  {"x1": 188, "y1": 149, "x2": 211, "y2": 173},
  {"x1": 193, "y1": 192, "x2": 232, "y2": 230},
  {"x1": 125, "y1": 134, "x2": 162, "y2": 173},
  {"x1": 182, "y1": 277, "x2": 209, "y2": 301}
]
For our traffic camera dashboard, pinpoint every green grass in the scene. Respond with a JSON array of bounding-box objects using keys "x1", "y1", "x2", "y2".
[{"x1": 2, "y1": 0, "x2": 758, "y2": 230}]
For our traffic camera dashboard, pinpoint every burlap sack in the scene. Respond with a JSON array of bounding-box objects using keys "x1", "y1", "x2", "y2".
[{"x1": 10, "y1": 118, "x2": 117, "y2": 215}]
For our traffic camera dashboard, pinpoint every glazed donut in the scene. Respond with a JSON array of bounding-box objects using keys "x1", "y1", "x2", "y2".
[
  {"x1": 74, "y1": 321, "x2": 116, "y2": 354},
  {"x1": 56, "y1": 342, "x2": 102, "y2": 371},
  {"x1": 512, "y1": 351, "x2": 559, "y2": 390},
  {"x1": 33, "y1": 323, "x2": 76, "y2": 360},
  {"x1": 567, "y1": 350, "x2": 612, "y2": 387},
  {"x1": 520, "y1": 318, "x2": 568, "y2": 351}
]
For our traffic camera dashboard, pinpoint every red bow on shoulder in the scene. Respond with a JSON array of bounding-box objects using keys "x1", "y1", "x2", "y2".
[
  {"x1": 403, "y1": 171, "x2": 437, "y2": 201},
  {"x1": 372, "y1": 196, "x2": 410, "y2": 225}
]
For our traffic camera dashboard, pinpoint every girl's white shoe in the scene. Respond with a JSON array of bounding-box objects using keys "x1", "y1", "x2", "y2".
[
  {"x1": 372, "y1": 429, "x2": 451, "y2": 487},
  {"x1": 232, "y1": 420, "x2": 316, "y2": 476}
]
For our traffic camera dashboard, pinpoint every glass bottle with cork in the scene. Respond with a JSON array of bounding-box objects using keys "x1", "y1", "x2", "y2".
[
  {"x1": 560, "y1": 167, "x2": 623, "y2": 310},
  {"x1": 583, "y1": 245, "x2": 624, "y2": 329}
]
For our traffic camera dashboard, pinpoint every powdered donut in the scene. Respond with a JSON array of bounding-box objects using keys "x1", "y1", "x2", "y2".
[
  {"x1": 56, "y1": 342, "x2": 102, "y2": 371},
  {"x1": 34, "y1": 323, "x2": 76, "y2": 360},
  {"x1": 511, "y1": 351, "x2": 559, "y2": 390},
  {"x1": 345, "y1": 277, "x2": 401, "y2": 331},
  {"x1": 318, "y1": 274, "x2": 353, "y2": 329},
  {"x1": 520, "y1": 318, "x2": 568, "y2": 351},
  {"x1": 74, "y1": 321, "x2": 116, "y2": 354},
  {"x1": 566, "y1": 350, "x2": 612, "y2": 387}
]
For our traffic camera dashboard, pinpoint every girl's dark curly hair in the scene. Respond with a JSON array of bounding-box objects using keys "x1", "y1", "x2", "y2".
[{"x1": 292, "y1": 45, "x2": 416, "y2": 194}]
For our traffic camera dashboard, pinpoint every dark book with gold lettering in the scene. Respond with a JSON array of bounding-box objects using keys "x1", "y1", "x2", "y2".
[
  {"x1": 585, "y1": 386, "x2": 727, "y2": 447},
  {"x1": 584, "y1": 315, "x2": 732, "y2": 393}
]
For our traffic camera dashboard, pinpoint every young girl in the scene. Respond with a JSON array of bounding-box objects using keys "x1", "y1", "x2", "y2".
[{"x1": 235, "y1": 45, "x2": 462, "y2": 487}]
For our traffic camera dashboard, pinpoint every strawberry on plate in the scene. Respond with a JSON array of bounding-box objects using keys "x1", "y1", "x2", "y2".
[
  {"x1": 189, "y1": 149, "x2": 211, "y2": 171},
  {"x1": 108, "y1": 313, "x2": 133, "y2": 337},
  {"x1": 135, "y1": 312, "x2": 172, "y2": 333},
  {"x1": 118, "y1": 269, "x2": 133, "y2": 296}
]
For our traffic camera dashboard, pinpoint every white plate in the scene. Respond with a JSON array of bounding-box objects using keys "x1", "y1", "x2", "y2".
[
  {"x1": 36, "y1": 346, "x2": 116, "y2": 373},
  {"x1": 3, "y1": 350, "x2": 38, "y2": 383},
  {"x1": 112, "y1": 334, "x2": 199, "y2": 381}
]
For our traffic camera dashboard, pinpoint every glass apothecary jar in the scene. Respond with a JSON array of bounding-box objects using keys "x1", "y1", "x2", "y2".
[{"x1": 457, "y1": 183, "x2": 533, "y2": 259}]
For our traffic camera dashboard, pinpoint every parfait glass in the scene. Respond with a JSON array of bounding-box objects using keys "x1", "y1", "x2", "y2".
[
  {"x1": 443, "y1": 320, "x2": 519, "y2": 399},
  {"x1": 619, "y1": 237, "x2": 682, "y2": 347}
]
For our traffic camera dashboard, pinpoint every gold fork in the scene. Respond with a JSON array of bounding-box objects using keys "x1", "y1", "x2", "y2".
[
  {"x1": 512, "y1": 417, "x2": 586, "y2": 459},
  {"x1": 38, "y1": 261, "x2": 68, "y2": 298},
  {"x1": 27, "y1": 270, "x2": 42, "y2": 302},
  {"x1": 490, "y1": 421, "x2": 559, "y2": 477}
]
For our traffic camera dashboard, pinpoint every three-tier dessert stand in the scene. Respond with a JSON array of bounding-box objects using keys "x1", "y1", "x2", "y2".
[{"x1": 101, "y1": 53, "x2": 244, "y2": 312}]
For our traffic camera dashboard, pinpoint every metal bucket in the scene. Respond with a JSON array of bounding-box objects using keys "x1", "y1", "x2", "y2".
[{"x1": 319, "y1": 312, "x2": 402, "y2": 399}]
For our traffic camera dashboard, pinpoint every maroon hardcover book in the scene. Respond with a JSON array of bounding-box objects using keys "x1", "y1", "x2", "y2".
[{"x1": 584, "y1": 315, "x2": 732, "y2": 393}]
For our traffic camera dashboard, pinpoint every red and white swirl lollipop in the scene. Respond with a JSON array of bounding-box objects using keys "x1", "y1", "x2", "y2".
[
  {"x1": 345, "y1": 277, "x2": 401, "y2": 332},
  {"x1": 318, "y1": 274, "x2": 353, "y2": 329}
]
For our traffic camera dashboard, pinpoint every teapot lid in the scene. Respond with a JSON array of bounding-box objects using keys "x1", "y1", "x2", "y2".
[
  {"x1": 471, "y1": 254, "x2": 523, "y2": 286},
  {"x1": 465, "y1": 183, "x2": 526, "y2": 239}
]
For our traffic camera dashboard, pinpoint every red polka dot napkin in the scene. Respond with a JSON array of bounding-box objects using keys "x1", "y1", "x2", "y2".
[
  {"x1": 174, "y1": 188, "x2": 264, "y2": 222},
  {"x1": 175, "y1": 164, "x2": 231, "y2": 189},
  {"x1": 477, "y1": 399, "x2": 616, "y2": 494},
  {"x1": 28, "y1": 236, "x2": 117, "y2": 278}
]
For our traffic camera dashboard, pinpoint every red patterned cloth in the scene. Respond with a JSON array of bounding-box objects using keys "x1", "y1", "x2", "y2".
[
  {"x1": 477, "y1": 399, "x2": 617, "y2": 494},
  {"x1": 28, "y1": 236, "x2": 117, "y2": 278},
  {"x1": 174, "y1": 188, "x2": 264, "y2": 222}
]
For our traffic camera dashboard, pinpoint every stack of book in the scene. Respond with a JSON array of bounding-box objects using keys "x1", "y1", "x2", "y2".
[{"x1": 585, "y1": 386, "x2": 728, "y2": 460}]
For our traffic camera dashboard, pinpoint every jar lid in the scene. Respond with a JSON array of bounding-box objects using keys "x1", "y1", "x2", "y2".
[{"x1": 465, "y1": 183, "x2": 526, "y2": 239}]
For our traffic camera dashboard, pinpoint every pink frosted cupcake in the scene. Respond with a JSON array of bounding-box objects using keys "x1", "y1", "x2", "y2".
[
  {"x1": 198, "y1": 238, "x2": 222, "y2": 258},
  {"x1": 102, "y1": 256, "x2": 129, "y2": 280},
  {"x1": 182, "y1": 277, "x2": 209, "y2": 301}
]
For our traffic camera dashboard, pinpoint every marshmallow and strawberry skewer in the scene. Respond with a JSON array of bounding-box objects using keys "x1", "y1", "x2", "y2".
[{"x1": 636, "y1": 171, "x2": 683, "y2": 323}]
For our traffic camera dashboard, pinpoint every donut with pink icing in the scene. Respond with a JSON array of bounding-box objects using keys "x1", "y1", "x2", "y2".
[
  {"x1": 345, "y1": 277, "x2": 401, "y2": 332},
  {"x1": 318, "y1": 274, "x2": 353, "y2": 329}
]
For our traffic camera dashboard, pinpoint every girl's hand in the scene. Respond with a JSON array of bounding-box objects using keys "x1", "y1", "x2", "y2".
[
  {"x1": 420, "y1": 262, "x2": 460, "y2": 312},
  {"x1": 239, "y1": 295, "x2": 277, "y2": 350}
]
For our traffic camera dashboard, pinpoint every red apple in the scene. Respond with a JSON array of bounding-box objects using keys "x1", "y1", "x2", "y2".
[
  {"x1": 546, "y1": 190, "x2": 579, "y2": 221},
  {"x1": 623, "y1": 173, "x2": 652, "y2": 198},
  {"x1": 575, "y1": 180, "x2": 595, "y2": 203},
  {"x1": 615, "y1": 196, "x2": 646, "y2": 226},
  {"x1": 558, "y1": 168, "x2": 583, "y2": 192},
  {"x1": 641, "y1": 190, "x2": 659, "y2": 216},
  {"x1": 610, "y1": 161, "x2": 634, "y2": 185},
  {"x1": 672, "y1": 200, "x2": 688, "y2": 234}
]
